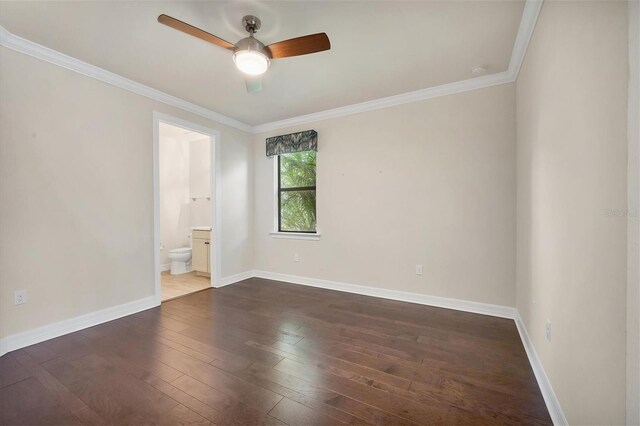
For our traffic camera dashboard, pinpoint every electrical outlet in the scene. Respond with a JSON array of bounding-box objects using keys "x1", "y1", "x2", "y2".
[
  {"x1": 415, "y1": 265, "x2": 423, "y2": 275},
  {"x1": 14, "y1": 289, "x2": 27, "y2": 305},
  {"x1": 294, "y1": 253, "x2": 300, "y2": 263},
  {"x1": 545, "y1": 320, "x2": 552, "y2": 342}
]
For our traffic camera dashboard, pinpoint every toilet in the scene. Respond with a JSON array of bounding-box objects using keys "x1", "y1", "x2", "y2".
[{"x1": 168, "y1": 247, "x2": 192, "y2": 275}]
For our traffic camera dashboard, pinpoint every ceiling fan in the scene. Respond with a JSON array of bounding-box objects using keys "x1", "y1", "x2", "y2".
[{"x1": 158, "y1": 14, "x2": 331, "y2": 92}]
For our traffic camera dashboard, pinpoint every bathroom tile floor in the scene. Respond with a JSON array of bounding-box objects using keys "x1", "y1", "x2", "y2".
[{"x1": 161, "y1": 271, "x2": 211, "y2": 301}]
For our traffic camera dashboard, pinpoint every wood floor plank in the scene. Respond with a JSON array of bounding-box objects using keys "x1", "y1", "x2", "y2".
[
  {"x1": 0, "y1": 377, "x2": 83, "y2": 425},
  {"x1": 159, "y1": 404, "x2": 214, "y2": 426},
  {"x1": 130, "y1": 344, "x2": 284, "y2": 415},
  {"x1": 12, "y1": 351, "x2": 106, "y2": 424},
  {"x1": 93, "y1": 332, "x2": 186, "y2": 383},
  {"x1": 237, "y1": 365, "x2": 367, "y2": 424},
  {"x1": 250, "y1": 340, "x2": 413, "y2": 392},
  {"x1": 143, "y1": 374, "x2": 223, "y2": 423},
  {"x1": 171, "y1": 375, "x2": 284, "y2": 425},
  {"x1": 274, "y1": 357, "x2": 466, "y2": 424},
  {"x1": 0, "y1": 277, "x2": 552, "y2": 425},
  {"x1": 242, "y1": 362, "x2": 411, "y2": 426},
  {"x1": 269, "y1": 397, "x2": 347, "y2": 425},
  {"x1": 0, "y1": 353, "x2": 31, "y2": 389},
  {"x1": 150, "y1": 327, "x2": 255, "y2": 372},
  {"x1": 41, "y1": 354, "x2": 179, "y2": 425},
  {"x1": 291, "y1": 334, "x2": 540, "y2": 400}
]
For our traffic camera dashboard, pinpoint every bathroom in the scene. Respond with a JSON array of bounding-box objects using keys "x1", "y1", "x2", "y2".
[{"x1": 159, "y1": 122, "x2": 213, "y2": 301}]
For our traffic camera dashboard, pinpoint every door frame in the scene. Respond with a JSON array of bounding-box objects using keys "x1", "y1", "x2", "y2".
[{"x1": 152, "y1": 111, "x2": 222, "y2": 304}]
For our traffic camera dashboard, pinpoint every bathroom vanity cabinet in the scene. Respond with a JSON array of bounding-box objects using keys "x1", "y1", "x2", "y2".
[{"x1": 192, "y1": 229, "x2": 211, "y2": 277}]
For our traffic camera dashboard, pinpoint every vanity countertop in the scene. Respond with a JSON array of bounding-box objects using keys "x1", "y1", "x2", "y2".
[{"x1": 192, "y1": 226, "x2": 212, "y2": 231}]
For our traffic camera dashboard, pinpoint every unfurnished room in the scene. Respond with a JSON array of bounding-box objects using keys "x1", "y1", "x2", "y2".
[{"x1": 0, "y1": 1, "x2": 639, "y2": 425}]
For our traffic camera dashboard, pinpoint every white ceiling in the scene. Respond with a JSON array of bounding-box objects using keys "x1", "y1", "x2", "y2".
[{"x1": 0, "y1": 1, "x2": 525, "y2": 126}]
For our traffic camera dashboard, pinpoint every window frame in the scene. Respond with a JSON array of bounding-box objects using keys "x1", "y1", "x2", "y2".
[{"x1": 276, "y1": 152, "x2": 317, "y2": 234}]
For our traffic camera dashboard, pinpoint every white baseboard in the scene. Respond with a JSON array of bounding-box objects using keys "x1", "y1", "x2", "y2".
[
  {"x1": 160, "y1": 263, "x2": 171, "y2": 272},
  {"x1": 252, "y1": 269, "x2": 565, "y2": 425},
  {"x1": 0, "y1": 296, "x2": 157, "y2": 357},
  {"x1": 0, "y1": 270, "x2": 253, "y2": 357},
  {"x1": 515, "y1": 312, "x2": 568, "y2": 425},
  {"x1": 252, "y1": 270, "x2": 517, "y2": 319},
  {"x1": 0, "y1": 269, "x2": 565, "y2": 426},
  {"x1": 215, "y1": 270, "x2": 254, "y2": 288}
]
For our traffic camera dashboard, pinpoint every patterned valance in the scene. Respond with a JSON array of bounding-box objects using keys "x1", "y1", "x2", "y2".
[{"x1": 266, "y1": 130, "x2": 317, "y2": 157}]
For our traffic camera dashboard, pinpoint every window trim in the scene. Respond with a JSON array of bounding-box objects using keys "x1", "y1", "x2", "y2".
[
  {"x1": 269, "y1": 231, "x2": 321, "y2": 241},
  {"x1": 274, "y1": 153, "x2": 318, "y2": 235}
]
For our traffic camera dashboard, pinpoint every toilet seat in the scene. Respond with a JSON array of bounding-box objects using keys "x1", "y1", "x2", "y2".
[{"x1": 169, "y1": 247, "x2": 191, "y2": 254}]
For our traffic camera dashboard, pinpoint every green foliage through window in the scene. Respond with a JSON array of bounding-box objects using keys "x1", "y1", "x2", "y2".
[{"x1": 278, "y1": 151, "x2": 316, "y2": 232}]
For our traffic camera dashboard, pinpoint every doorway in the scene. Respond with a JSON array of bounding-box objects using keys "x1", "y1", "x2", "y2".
[{"x1": 153, "y1": 112, "x2": 222, "y2": 303}]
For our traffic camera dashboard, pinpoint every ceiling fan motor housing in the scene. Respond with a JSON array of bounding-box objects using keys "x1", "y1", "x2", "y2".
[
  {"x1": 234, "y1": 36, "x2": 272, "y2": 59},
  {"x1": 242, "y1": 15, "x2": 261, "y2": 34}
]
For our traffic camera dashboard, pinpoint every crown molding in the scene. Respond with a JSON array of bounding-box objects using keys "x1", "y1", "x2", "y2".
[
  {"x1": 0, "y1": 26, "x2": 254, "y2": 133},
  {"x1": 0, "y1": 0, "x2": 542, "y2": 134},
  {"x1": 251, "y1": 71, "x2": 514, "y2": 133},
  {"x1": 508, "y1": 0, "x2": 543, "y2": 78},
  {"x1": 252, "y1": 0, "x2": 543, "y2": 134}
]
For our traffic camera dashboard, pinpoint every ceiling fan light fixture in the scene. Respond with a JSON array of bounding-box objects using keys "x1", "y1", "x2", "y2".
[
  {"x1": 233, "y1": 50, "x2": 270, "y2": 76},
  {"x1": 158, "y1": 13, "x2": 331, "y2": 90}
]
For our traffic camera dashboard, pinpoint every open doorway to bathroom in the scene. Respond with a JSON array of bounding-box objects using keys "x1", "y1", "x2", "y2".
[{"x1": 153, "y1": 112, "x2": 221, "y2": 303}]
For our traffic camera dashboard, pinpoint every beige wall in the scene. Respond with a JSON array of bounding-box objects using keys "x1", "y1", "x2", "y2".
[
  {"x1": 254, "y1": 84, "x2": 516, "y2": 307},
  {"x1": 0, "y1": 47, "x2": 254, "y2": 339},
  {"x1": 516, "y1": 1, "x2": 628, "y2": 424},
  {"x1": 627, "y1": 2, "x2": 640, "y2": 423}
]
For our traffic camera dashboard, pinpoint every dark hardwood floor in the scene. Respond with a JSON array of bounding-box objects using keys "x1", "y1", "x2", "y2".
[{"x1": 0, "y1": 278, "x2": 552, "y2": 425}]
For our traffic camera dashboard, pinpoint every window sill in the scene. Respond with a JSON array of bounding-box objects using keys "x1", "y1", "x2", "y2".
[{"x1": 269, "y1": 232, "x2": 321, "y2": 241}]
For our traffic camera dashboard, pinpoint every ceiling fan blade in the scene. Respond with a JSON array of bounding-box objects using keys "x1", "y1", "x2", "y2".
[
  {"x1": 266, "y1": 33, "x2": 330, "y2": 59},
  {"x1": 245, "y1": 77, "x2": 263, "y2": 93},
  {"x1": 158, "y1": 14, "x2": 236, "y2": 51}
]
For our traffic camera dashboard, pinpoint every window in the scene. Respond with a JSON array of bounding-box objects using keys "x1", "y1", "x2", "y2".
[{"x1": 277, "y1": 151, "x2": 316, "y2": 233}]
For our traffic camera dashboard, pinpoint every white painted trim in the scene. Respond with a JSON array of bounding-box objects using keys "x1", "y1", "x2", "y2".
[
  {"x1": 152, "y1": 114, "x2": 162, "y2": 305},
  {"x1": 252, "y1": 72, "x2": 514, "y2": 133},
  {"x1": 0, "y1": 0, "x2": 542, "y2": 134},
  {"x1": 508, "y1": 0, "x2": 543, "y2": 79},
  {"x1": 252, "y1": 0, "x2": 543, "y2": 133},
  {"x1": 269, "y1": 232, "x2": 321, "y2": 241},
  {"x1": 0, "y1": 26, "x2": 252, "y2": 133},
  {"x1": 0, "y1": 296, "x2": 157, "y2": 357},
  {"x1": 515, "y1": 312, "x2": 568, "y2": 425},
  {"x1": 216, "y1": 270, "x2": 254, "y2": 288},
  {"x1": 160, "y1": 263, "x2": 171, "y2": 272},
  {"x1": 273, "y1": 156, "x2": 279, "y2": 232},
  {"x1": 251, "y1": 270, "x2": 564, "y2": 423},
  {"x1": 153, "y1": 112, "x2": 223, "y2": 304},
  {"x1": 0, "y1": 267, "x2": 248, "y2": 356},
  {"x1": 252, "y1": 270, "x2": 516, "y2": 319},
  {"x1": 271, "y1": 151, "x2": 321, "y2": 236},
  {"x1": 0, "y1": 265, "x2": 565, "y2": 425}
]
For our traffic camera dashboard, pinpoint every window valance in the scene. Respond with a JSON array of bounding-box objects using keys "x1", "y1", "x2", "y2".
[{"x1": 266, "y1": 130, "x2": 317, "y2": 157}]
